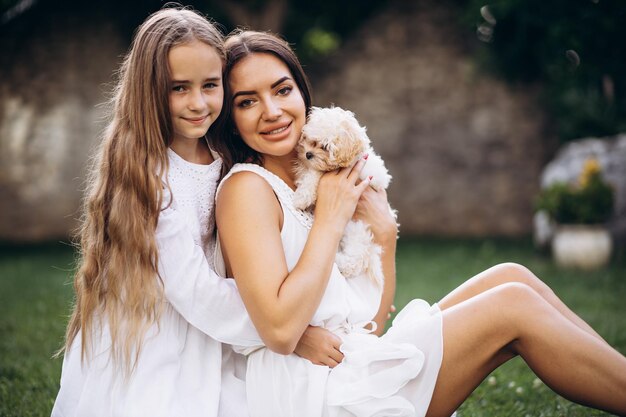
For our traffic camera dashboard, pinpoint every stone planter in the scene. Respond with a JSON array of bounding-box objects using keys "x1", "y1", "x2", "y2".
[{"x1": 552, "y1": 225, "x2": 612, "y2": 270}]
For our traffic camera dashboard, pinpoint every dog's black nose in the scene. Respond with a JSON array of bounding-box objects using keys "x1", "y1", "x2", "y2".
[{"x1": 305, "y1": 152, "x2": 314, "y2": 160}]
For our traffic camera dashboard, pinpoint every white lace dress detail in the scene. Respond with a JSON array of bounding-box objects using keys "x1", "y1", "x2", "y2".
[{"x1": 166, "y1": 148, "x2": 222, "y2": 267}]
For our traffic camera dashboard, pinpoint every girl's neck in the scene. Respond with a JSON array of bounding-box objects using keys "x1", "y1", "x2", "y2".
[
  {"x1": 169, "y1": 137, "x2": 214, "y2": 165},
  {"x1": 262, "y1": 151, "x2": 298, "y2": 190}
]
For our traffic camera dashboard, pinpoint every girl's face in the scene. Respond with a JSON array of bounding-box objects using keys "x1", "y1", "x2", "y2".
[
  {"x1": 168, "y1": 40, "x2": 223, "y2": 146},
  {"x1": 229, "y1": 53, "x2": 306, "y2": 159}
]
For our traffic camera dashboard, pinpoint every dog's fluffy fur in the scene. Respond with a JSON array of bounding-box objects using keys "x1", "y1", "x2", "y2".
[{"x1": 293, "y1": 106, "x2": 393, "y2": 286}]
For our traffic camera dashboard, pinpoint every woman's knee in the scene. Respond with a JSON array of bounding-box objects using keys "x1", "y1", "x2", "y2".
[
  {"x1": 485, "y1": 262, "x2": 550, "y2": 293},
  {"x1": 489, "y1": 282, "x2": 546, "y2": 318},
  {"x1": 494, "y1": 262, "x2": 534, "y2": 281}
]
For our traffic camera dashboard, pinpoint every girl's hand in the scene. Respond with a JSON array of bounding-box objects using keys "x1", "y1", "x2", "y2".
[
  {"x1": 353, "y1": 186, "x2": 398, "y2": 245},
  {"x1": 314, "y1": 158, "x2": 370, "y2": 236},
  {"x1": 294, "y1": 326, "x2": 344, "y2": 368}
]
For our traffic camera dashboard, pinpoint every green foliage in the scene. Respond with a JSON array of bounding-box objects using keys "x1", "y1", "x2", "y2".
[
  {"x1": 463, "y1": 0, "x2": 626, "y2": 141},
  {"x1": 280, "y1": 0, "x2": 388, "y2": 63},
  {"x1": 204, "y1": 0, "x2": 388, "y2": 64},
  {"x1": 301, "y1": 27, "x2": 340, "y2": 61},
  {"x1": 536, "y1": 159, "x2": 615, "y2": 224}
]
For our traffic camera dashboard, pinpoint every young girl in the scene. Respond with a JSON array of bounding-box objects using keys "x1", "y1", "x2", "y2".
[
  {"x1": 213, "y1": 30, "x2": 626, "y2": 417},
  {"x1": 52, "y1": 9, "x2": 268, "y2": 417}
]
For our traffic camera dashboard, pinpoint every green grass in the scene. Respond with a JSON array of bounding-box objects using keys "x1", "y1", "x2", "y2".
[
  {"x1": 0, "y1": 242, "x2": 76, "y2": 417},
  {"x1": 0, "y1": 238, "x2": 624, "y2": 416},
  {"x1": 396, "y1": 238, "x2": 626, "y2": 417}
]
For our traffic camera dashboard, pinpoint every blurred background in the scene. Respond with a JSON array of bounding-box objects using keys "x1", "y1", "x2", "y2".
[
  {"x1": 1, "y1": 0, "x2": 625, "y2": 245},
  {"x1": 1, "y1": 2, "x2": 626, "y2": 415}
]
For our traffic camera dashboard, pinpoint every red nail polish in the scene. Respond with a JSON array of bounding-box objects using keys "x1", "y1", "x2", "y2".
[
  {"x1": 368, "y1": 176, "x2": 373, "y2": 181},
  {"x1": 363, "y1": 154, "x2": 369, "y2": 160}
]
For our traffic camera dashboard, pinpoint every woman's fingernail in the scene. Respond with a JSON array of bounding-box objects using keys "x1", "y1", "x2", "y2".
[
  {"x1": 368, "y1": 176, "x2": 373, "y2": 181},
  {"x1": 363, "y1": 154, "x2": 369, "y2": 160}
]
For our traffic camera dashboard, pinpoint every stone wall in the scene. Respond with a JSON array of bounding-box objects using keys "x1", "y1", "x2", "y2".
[
  {"x1": 310, "y1": 1, "x2": 549, "y2": 236},
  {"x1": 0, "y1": 1, "x2": 550, "y2": 241},
  {"x1": 0, "y1": 12, "x2": 125, "y2": 241}
]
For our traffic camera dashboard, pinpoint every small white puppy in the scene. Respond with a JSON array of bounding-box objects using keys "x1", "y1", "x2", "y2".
[{"x1": 293, "y1": 106, "x2": 393, "y2": 286}]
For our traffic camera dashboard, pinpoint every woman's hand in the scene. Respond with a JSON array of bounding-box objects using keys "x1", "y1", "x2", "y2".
[
  {"x1": 314, "y1": 158, "x2": 370, "y2": 237},
  {"x1": 294, "y1": 326, "x2": 344, "y2": 368},
  {"x1": 353, "y1": 186, "x2": 398, "y2": 245}
]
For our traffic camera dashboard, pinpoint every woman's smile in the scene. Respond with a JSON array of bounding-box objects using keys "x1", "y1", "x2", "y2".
[{"x1": 260, "y1": 121, "x2": 292, "y2": 140}]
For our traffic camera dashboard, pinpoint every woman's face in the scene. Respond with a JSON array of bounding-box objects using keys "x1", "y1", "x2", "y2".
[{"x1": 229, "y1": 53, "x2": 306, "y2": 159}]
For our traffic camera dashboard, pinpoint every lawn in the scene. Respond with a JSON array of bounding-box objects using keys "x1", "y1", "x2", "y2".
[{"x1": 0, "y1": 238, "x2": 624, "y2": 416}]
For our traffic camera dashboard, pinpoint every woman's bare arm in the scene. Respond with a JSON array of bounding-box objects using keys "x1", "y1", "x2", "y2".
[{"x1": 216, "y1": 161, "x2": 369, "y2": 354}]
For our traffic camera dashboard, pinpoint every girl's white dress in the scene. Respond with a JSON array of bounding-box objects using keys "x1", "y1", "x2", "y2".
[
  {"x1": 216, "y1": 164, "x2": 444, "y2": 417},
  {"x1": 52, "y1": 150, "x2": 260, "y2": 417}
]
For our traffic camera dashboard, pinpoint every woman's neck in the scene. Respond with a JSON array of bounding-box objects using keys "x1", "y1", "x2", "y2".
[
  {"x1": 169, "y1": 137, "x2": 214, "y2": 165},
  {"x1": 262, "y1": 151, "x2": 298, "y2": 190}
]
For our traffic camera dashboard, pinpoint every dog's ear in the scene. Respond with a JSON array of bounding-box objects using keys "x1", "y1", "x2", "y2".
[
  {"x1": 340, "y1": 111, "x2": 370, "y2": 144},
  {"x1": 333, "y1": 129, "x2": 367, "y2": 166},
  {"x1": 341, "y1": 114, "x2": 368, "y2": 145}
]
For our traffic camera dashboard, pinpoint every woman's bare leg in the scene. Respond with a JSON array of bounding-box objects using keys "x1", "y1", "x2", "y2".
[
  {"x1": 438, "y1": 262, "x2": 604, "y2": 341},
  {"x1": 426, "y1": 282, "x2": 626, "y2": 417}
]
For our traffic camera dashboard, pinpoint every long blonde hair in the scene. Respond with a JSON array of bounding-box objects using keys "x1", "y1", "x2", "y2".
[{"x1": 62, "y1": 7, "x2": 224, "y2": 374}]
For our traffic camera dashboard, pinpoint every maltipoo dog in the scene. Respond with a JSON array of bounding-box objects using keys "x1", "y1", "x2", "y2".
[{"x1": 293, "y1": 106, "x2": 394, "y2": 286}]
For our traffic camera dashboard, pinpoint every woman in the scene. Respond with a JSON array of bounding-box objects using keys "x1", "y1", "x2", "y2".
[{"x1": 212, "y1": 30, "x2": 626, "y2": 417}]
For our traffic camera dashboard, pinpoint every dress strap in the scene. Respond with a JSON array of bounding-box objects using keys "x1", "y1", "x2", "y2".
[{"x1": 216, "y1": 163, "x2": 314, "y2": 230}]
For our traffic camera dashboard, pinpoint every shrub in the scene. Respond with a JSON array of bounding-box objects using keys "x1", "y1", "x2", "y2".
[{"x1": 536, "y1": 159, "x2": 614, "y2": 224}]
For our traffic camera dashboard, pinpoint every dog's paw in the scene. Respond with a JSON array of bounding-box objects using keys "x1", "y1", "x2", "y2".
[
  {"x1": 293, "y1": 189, "x2": 314, "y2": 210},
  {"x1": 336, "y1": 252, "x2": 363, "y2": 278},
  {"x1": 370, "y1": 173, "x2": 391, "y2": 191}
]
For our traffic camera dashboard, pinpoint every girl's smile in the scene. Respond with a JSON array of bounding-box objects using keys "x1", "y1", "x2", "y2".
[{"x1": 183, "y1": 114, "x2": 210, "y2": 125}]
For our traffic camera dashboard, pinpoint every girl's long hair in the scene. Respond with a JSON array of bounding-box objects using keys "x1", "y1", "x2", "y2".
[
  {"x1": 61, "y1": 7, "x2": 224, "y2": 374},
  {"x1": 210, "y1": 30, "x2": 312, "y2": 174}
]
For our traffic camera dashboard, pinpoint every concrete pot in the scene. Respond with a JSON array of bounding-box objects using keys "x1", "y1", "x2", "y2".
[{"x1": 552, "y1": 225, "x2": 612, "y2": 270}]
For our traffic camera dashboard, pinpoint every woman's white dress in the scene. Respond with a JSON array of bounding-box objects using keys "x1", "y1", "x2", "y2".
[
  {"x1": 216, "y1": 164, "x2": 444, "y2": 417},
  {"x1": 52, "y1": 150, "x2": 260, "y2": 417}
]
